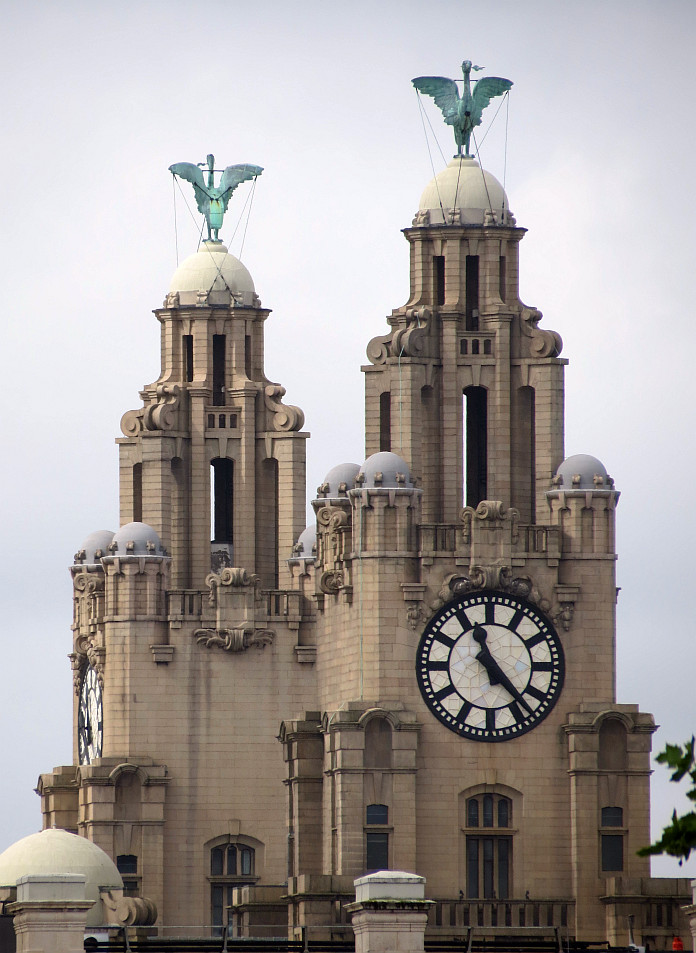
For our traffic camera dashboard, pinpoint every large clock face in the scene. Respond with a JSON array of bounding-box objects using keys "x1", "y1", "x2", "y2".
[
  {"x1": 416, "y1": 590, "x2": 564, "y2": 742},
  {"x1": 77, "y1": 665, "x2": 103, "y2": 765}
]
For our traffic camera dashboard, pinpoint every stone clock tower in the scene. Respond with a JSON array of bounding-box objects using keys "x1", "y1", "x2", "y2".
[{"x1": 37, "y1": 149, "x2": 691, "y2": 945}]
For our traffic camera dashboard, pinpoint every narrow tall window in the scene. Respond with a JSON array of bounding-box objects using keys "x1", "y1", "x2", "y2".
[
  {"x1": 365, "y1": 833, "x2": 389, "y2": 872},
  {"x1": 463, "y1": 387, "x2": 487, "y2": 507},
  {"x1": 116, "y1": 855, "x2": 138, "y2": 897},
  {"x1": 465, "y1": 255, "x2": 479, "y2": 330},
  {"x1": 132, "y1": 463, "x2": 142, "y2": 523},
  {"x1": 433, "y1": 255, "x2": 445, "y2": 306},
  {"x1": 499, "y1": 256, "x2": 507, "y2": 302},
  {"x1": 512, "y1": 387, "x2": 535, "y2": 522},
  {"x1": 379, "y1": 392, "x2": 391, "y2": 452},
  {"x1": 256, "y1": 457, "x2": 278, "y2": 589},
  {"x1": 245, "y1": 334, "x2": 252, "y2": 379},
  {"x1": 211, "y1": 459, "x2": 234, "y2": 543},
  {"x1": 601, "y1": 835, "x2": 624, "y2": 872},
  {"x1": 183, "y1": 334, "x2": 194, "y2": 382},
  {"x1": 212, "y1": 334, "x2": 226, "y2": 406}
]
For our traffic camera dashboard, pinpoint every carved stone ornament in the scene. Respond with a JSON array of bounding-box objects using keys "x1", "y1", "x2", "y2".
[
  {"x1": 460, "y1": 500, "x2": 520, "y2": 544},
  {"x1": 366, "y1": 307, "x2": 432, "y2": 365},
  {"x1": 319, "y1": 570, "x2": 344, "y2": 594},
  {"x1": 206, "y1": 567, "x2": 259, "y2": 608},
  {"x1": 163, "y1": 291, "x2": 180, "y2": 308},
  {"x1": 520, "y1": 305, "x2": 563, "y2": 358},
  {"x1": 432, "y1": 569, "x2": 549, "y2": 614},
  {"x1": 120, "y1": 383, "x2": 182, "y2": 437},
  {"x1": 264, "y1": 384, "x2": 305, "y2": 432},
  {"x1": 194, "y1": 627, "x2": 275, "y2": 652}
]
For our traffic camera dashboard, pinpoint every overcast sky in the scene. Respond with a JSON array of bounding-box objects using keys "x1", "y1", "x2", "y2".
[{"x1": 0, "y1": 0, "x2": 694, "y2": 883}]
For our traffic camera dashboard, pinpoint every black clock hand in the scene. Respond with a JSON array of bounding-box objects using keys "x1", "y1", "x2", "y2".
[{"x1": 472, "y1": 625, "x2": 533, "y2": 715}]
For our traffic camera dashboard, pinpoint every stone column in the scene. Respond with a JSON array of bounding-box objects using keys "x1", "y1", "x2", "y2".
[
  {"x1": 346, "y1": 871, "x2": 433, "y2": 953},
  {"x1": 9, "y1": 874, "x2": 94, "y2": 953}
]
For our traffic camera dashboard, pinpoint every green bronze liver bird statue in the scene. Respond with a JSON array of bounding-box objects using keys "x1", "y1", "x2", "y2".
[
  {"x1": 169, "y1": 154, "x2": 263, "y2": 242},
  {"x1": 412, "y1": 60, "x2": 512, "y2": 158}
]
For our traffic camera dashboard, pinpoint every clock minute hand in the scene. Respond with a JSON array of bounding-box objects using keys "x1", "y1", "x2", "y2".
[{"x1": 472, "y1": 625, "x2": 533, "y2": 716}]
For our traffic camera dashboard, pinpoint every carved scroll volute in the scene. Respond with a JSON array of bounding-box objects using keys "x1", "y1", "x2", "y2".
[
  {"x1": 366, "y1": 331, "x2": 392, "y2": 365},
  {"x1": 143, "y1": 384, "x2": 182, "y2": 431},
  {"x1": 120, "y1": 409, "x2": 143, "y2": 437},
  {"x1": 519, "y1": 306, "x2": 563, "y2": 358},
  {"x1": 264, "y1": 385, "x2": 305, "y2": 432}
]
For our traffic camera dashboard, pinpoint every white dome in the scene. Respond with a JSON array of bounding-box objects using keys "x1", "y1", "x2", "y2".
[
  {"x1": 358, "y1": 452, "x2": 413, "y2": 489},
  {"x1": 417, "y1": 157, "x2": 511, "y2": 226},
  {"x1": 74, "y1": 530, "x2": 114, "y2": 566},
  {"x1": 553, "y1": 454, "x2": 613, "y2": 491},
  {"x1": 110, "y1": 522, "x2": 166, "y2": 557},
  {"x1": 316, "y1": 462, "x2": 361, "y2": 501},
  {"x1": 291, "y1": 524, "x2": 316, "y2": 560},
  {"x1": 169, "y1": 241, "x2": 256, "y2": 307},
  {"x1": 0, "y1": 829, "x2": 122, "y2": 927}
]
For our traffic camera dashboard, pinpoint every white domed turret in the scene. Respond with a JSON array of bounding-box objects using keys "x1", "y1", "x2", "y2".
[
  {"x1": 168, "y1": 240, "x2": 257, "y2": 308},
  {"x1": 416, "y1": 157, "x2": 512, "y2": 226},
  {"x1": 289, "y1": 524, "x2": 317, "y2": 564},
  {"x1": 357, "y1": 452, "x2": 414, "y2": 489},
  {"x1": 74, "y1": 530, "x2": 115, "y2": 567},
  {"x1": 109, "y1": 522, "x2": 167, "y2": 557},
  {"x1": 315, "y1": 462, "x2": 361, "y2": 501},
  {"x1": 0, "y1": 829, "x2": 123, "y2": 927},
  {"x1": 552, "y1": 453, "x2": 615, "y2": 492}
]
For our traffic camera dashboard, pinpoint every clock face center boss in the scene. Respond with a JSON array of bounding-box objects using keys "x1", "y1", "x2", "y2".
[{"x1": 416, "y1": 591, "x2": 565, "y2": 741}]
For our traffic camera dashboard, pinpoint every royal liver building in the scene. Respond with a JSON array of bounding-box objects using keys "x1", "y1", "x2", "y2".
[{"x1": 37, "y1": 66, "x2": 692, "y2": 945}]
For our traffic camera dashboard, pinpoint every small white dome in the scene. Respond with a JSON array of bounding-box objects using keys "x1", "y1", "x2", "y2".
[
  {"x1": 74, "y1": 530, "x2": 115, "y2": 566},
  {"x1": 0, "y1": 829, "x2": 122, "y2": 927},
  {"x1": 553, "y1": 454, "x2": 613, "y2": 491},
  {"x1": 417, "y1": 157, "x2": 511, "y2": 226},
  {"x1": 110, "y1": 522, "x2": 166, "y2": 557},
  {"x1": 169, "y1": 241, "x2": 256, "y2": 307},
  {"x1": 358, "y1": 452, "x2": 413, "y2": 489},
  {"x1": 316, "y1": 462, "x2": 361, "y2": 501},
  {"x1": 291, "y1": 524, "x2": 316, "y2": 560}
]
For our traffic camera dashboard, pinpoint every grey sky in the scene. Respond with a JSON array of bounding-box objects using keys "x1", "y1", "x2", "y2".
[{"x1": 0, "y1": 0, "x2": 694, "y2": 879}]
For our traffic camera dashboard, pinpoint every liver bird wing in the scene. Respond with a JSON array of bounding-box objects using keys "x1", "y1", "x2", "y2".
[
  {"x1": 169, "y1": 163, "x2": 211, "y2": 216},
  {"x1": 412, "y1": 76, "x2": 461, "y2": 126},
  {"x1": 217, "y1": 164, "x2": 264, "y2": 213},
  {"x1": 471, "y1": 77, "x2": 513, "y2": 119}
]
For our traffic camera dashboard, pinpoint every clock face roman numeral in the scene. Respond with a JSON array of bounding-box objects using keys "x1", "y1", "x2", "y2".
[{"x1": 416, "y1": 591, "x2": 565, "y2": 743}]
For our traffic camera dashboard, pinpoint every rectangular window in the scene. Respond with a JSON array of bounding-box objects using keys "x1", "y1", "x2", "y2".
[
  {"x1": 499, "y1": 256, "x2": 506, "y2": 302},
  {"x1": 433, "y1": 255, "x2": 445, "y2": 306},
  {"x1": 601, "y1": 806, "x2": 623, "y2": 827},
  {"x1": 465, "y1": 255, "x2": 479, "y2": 330},
  {"x1": 245, "y1": 334, "x2": 252, "y2": 379},
  {"x1": 366, "y1": 804, "x2": 389, "y2": 825},
  {"x1": 365, "y1": 832, "x2": 389, "y2": 872},
  {"x1": 212, "y1": 334, "x2": 226, "y2": 406},
  {"x1": 467, "y1": 838, "x2": 479, "y2": 899},
  {"x1": 379, "y1": 393, "x2": 391, "y2": 452},
  {"x1": 601, "y1": 834, "x2": 624, "y2": 872},
  {"x1": 183, "y1": 334, "x2": 194, "y2": 382}
]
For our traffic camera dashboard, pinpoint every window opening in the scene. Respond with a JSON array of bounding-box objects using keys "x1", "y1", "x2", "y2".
[
  {"x1": 366, "y1": 804, "x2": 389, "y2": 825},
  {"x1": 211, "y1": 459, "x2": 234, "y2": 543},
  {"x1": 366, "y1": 832, "x2": 389, "y2": 872},
  {"x1": 465, "y1": 256, "x2": 479, "y2": 330},
  {"x1": 601, "y1": 806, "x2": 623, "y2": 827},
  {"x1": 434, "y1": 255, "x2": 445, "y2": 306},
  {"x1": 183, "y1": 334, "x2": 194, "y2": 382},
  {"x1": 245, "y1": 334, "x2": 252, "y2": 379},
  {"x1": 380, "y1": 392, "x2": 391, "y2": 453},
  {"x1": 499, "y1": 256, "x2": 506, "y2": 302},
  {"x1": 132, "y1": 464, "x2": 142, "y2": 523},
  {"x1": 212, "y1": 334, "x2": 226, "y2": 406},
  {"x1": 601, "y1": 834, "x2": 624, "y2": 872},
  {"x1": 463, "y1": 387, "x2": 488, "y2": 507},
  {"x1": 465, "y1": 794, "x2": 512, "y2": 899}
]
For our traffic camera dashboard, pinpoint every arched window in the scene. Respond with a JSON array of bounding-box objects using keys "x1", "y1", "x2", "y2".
[
  {"x1": 464, "y1": 793, "x2": 512, "y2": 899},
  {"x1": 365, "y1": 804, "x2": 390, "y2": 873},
  {"x1": 598, "y1": 719, "x2": 628, "y2": 771},
  {"x1": 208, "y1": 838, "x2": 259, "y2": 937},
  {"x1": 364, "y1": 718, "x2": 392, "y2": 769}
]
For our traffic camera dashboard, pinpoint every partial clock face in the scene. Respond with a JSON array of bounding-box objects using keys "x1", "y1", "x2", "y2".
[
  {"x1": 416, "y1": 590, "x2": 564, "y2": 742},
  {"x1": 77, "y1": 665, "x2": 103, "y2": 765}
]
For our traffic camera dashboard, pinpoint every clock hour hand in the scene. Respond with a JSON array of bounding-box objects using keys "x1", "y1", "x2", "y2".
[{"x1": 472, "y1": 625, "x2": 533, "y2": 715}]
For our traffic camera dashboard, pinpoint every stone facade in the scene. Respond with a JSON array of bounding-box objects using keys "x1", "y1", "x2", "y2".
[{"x1": 38, "y1": 158, "x2": 692, "y2": 946}]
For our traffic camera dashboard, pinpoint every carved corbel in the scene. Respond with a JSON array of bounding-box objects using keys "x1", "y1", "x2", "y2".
[
  {"x1": 519, "y1": 305, "x2": 563, "y2": 358},
  {"x1": 143, "y1": 384, "x2": 181, "y2": 432},
  {"x1": 194, "y1": 627, "x2": 275, "y2": 653},
  {"x1": 392, "y1": 307, "x2": 432, "y2": 358},
  {"x1": 319, "y1": 570, "x2": 344, "y2": 594},
  {"x1": 264, "y1": 384, "x2": 305, "y2": 432},
  {"x1": 366, "y1": 331, "x2": 392, "y2": 365},
  {"x1": 460, "y1": 500, "x2": 520, "y2": 544},
  {"x1": 549, "y1": 585, "x2": 580, "y2": 632},
  {"x1": 120, "y1": 408, "x2": 144, "y2": 437}
]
